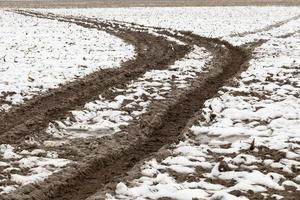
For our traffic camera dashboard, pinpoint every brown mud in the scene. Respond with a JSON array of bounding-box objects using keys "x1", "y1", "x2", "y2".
[
  {"x1": 2, "y1": 7, "x2": 299, "y2": 199},
  {"x1": 0, "y1": 10, "x2": 190, "y2": 144},
  {"x1": 105, "y1": 21, "x2": 300, "y2": 200},
  {"x1": 1, "y1": 11, "x2": 251, "y2": 200}
]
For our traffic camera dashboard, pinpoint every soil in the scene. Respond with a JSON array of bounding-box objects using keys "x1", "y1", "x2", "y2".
[
  {"x1": 1, "y1": 6, "x2": 298, "y2": 200},
  {"x1": 1, "y1": 11, "x2": 250, "y2": 200},
  {"x1": 0, "y1": 10, "x2": 190, "y2": 144}
]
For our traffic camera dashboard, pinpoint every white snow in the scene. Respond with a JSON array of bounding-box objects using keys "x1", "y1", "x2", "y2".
[
  {"x1": 42, "y1": 7, "x2": 300, "y2": 38},
  {"x1": 106, "y1": 7, "x2": 300, "y2": 200},
  {"x1": 0, "y1": 13, "x2": 212, "y2": 194},
  {"x1": 0, "y1": 10, "x2": 134, "y2": 111},
  {"x1": 46, "y1": 46, "x2": 212, "y2": 139},
  {"x1": 0, "y1": 144, "x2": 71, "y2": 194},
  {"x1": 1, "y1": 7, "x2": 300, "y2": 198}
]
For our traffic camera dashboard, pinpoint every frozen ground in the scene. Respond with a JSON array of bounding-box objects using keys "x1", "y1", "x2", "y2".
[
  {"x1": 0, "y1": 9, "x2": 135, "y2": 194},
  {"x1": 0, "y1": 10, "x2": 134, "y2": 112},
  {"x1": 43, "y1": 7, "x2": 300, "y2": 38},
  {"x1": 0, "y1": 143, "x2": 71, "y2": 194},
  {"x1": 109, "y1": 17, "x2": 300, "y2": 200},
  {"x1": 224, "y1": 16, "x2": 300, "y2": 45},
  {"x1": 1, "y1": 6, "x2": 300, "y2": 199},
  {"x1": 0, "y1": 15, "x2": 213, "y2": 193},
  {"x1": 46, "y1": 45, "x2": 212, "y2": 139}
]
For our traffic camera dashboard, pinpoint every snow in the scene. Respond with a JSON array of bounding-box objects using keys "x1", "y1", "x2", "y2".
[
  {"x1": 1, "y1": 144, "x2": 22, "y2": 160},
  {"x1": 43, "y1": 7, "x2": 300, "y2": 38},
  {"x1": 225, "y1": 17, "x2": 300, "y2": 45},
  {"x1": 111, "y1": 178, "x2": 210, "y2": 200},
  {"x1": 1, "y1": 11, "x2": 213, "y2": 194},
  {"x1": 46, "y1": 45, "x2": 212, "y2": 139},
  {"x1": 0, "y1": 10, "x2": 134, "y2": 111},
  {"x1": 0, "y1": 144, "x2": 70, "y2": 194},
  {"x1": 1, "y1": 6, "x2": 300, "y2": 198},
  {"x1": 106, "y1": 8, "x2": 300, "y2": 200}
]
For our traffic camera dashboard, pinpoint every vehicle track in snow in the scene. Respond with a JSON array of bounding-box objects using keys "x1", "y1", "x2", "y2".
[
  {"x1": 228, "y1": 14, "x2": 300, "y2": 37},
  {"x1": 3, "y1": 7, "x2": 298, "y2": 200},
  {"x1": 0, "y1": 10, "x2": 190, "y2": 144},
  {"x1": 1, "y1": 11, "x2": 252, "y2": 200}
]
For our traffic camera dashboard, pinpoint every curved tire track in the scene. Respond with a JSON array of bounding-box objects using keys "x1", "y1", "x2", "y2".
[
  {"x1": 1, "y1": 11, "x2": 251, "y2": 200},
  {"x1": 0, "y1": 10, "x2": 190, "y2": 144}
]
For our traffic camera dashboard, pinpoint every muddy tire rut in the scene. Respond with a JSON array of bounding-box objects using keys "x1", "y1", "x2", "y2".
[
  {"x1": 2, "y1": 11, "x2": 250, "y2": 200},
  {"x1": 0, "y1": 10, "x2": 190, "y2": 144}
]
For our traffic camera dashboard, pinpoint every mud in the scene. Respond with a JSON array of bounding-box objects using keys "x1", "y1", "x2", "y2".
[
  {"x1": 86, "y1": 34, "x2": 252, "y2": 200},
  {"x1": 0, "y1": 10, "x2": 190, "y2": 144},
  {"x1": 1, "y1": 11, "x2": 251, "y2": 200},
  {"x1": 3, "y1": 7, "x2": 297, "y2": 199},
  {"x1": 80, "y1": 14, "x2": 300, "y2": 200}
]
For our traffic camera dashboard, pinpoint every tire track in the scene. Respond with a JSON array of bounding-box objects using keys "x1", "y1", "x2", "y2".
[
  {"x1": 79, "y1": 33, "x2": 254, "y2": 200},
  {"x1": 228, "y1": 14, "x2": 300, "y2": 37},
  {"x1": 1, "y1": 9, "x2": 297, "y2": 200},
  {"x1": 0, "y1": 10, "x2": 190, "y2": 144},
  {"x1": 2, "y1": 12, "x2": 251, "y2": 200}
]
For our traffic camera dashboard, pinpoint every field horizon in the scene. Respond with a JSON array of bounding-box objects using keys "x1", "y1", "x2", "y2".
[{"x1": 1, "y1": 0, "x2": 300, "y2": 8}]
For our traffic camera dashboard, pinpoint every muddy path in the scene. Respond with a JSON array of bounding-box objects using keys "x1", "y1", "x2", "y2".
[
  {"x1": 0, "y1": 10, "x2": 190, "y2": 144},
  {"x1": 2, "y1": 11, "x2": 251, "y2": 200}
]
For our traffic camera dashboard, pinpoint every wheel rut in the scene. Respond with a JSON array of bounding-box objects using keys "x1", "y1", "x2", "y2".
[
  {"x1": 64, "y1": 34, "x2": 251, "y2": 200},
  {"x1": 2, "y1": 11, "x2": 252, "y2": 200},
  {"x1": 228, "y1": 14, "x2": 300, "y2": 37},
  {"x1": 0, "y1": 10, "x2": 190, "y2": 144}
]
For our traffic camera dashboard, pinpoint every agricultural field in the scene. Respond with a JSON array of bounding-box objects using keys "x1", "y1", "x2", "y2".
[{"x1": 0, "y1": 2, "x2": 299, "y2": 200}]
